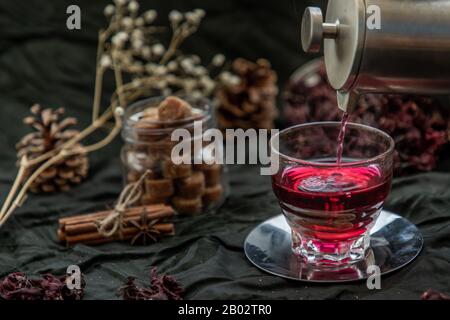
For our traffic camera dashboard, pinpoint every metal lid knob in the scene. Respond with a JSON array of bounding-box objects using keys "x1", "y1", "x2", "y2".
[{"x1": 301, "y1": 7, "x2": 339, "y2": 53}]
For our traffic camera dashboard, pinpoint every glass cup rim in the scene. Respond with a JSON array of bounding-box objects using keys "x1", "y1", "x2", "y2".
[{"x1": 271, "y1": 121, "x2": 395, "y2": 167}]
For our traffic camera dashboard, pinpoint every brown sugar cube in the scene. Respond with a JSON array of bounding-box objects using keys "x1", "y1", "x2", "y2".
[
  {"x1": 163, "y1": 160, "x2": 192, "y2": 179},
  {"x1": 142, "y1": 107, "x2": 159, "y2": 119},
  {"x1": 148, "y1": 140, "x2": 177, "y2": 159},
  {"x1": 141, "y1": 156, "x2": 160, "y2": 171},
  {"x1": 140, "y1": 194, "x2": 169, "y2": 205},
  {"x1": 202, "y1": 184, "x2": 223, "y2": 205},
  {"x1": 134, "y1": 108, "x2": 164, "y2": 142},
  {"x1": 176, "y1": 171, "x2": 205, "y2": 199},
  {"x1": 194, "y1": 164, "x2": 222, "y2": 187},
  {"x1": 158, "y1": 96, "x2": 192, "y2": 121},
  {"x1": 148, "y1": 139, "x2": 174, "y2": 161},
  {"x1": 134, "y1": 117, "x2": 161, "y2": 132},
  {"x1": 172, "y1": 196, "x2": 202, "y2": 215},
  {"x1": 136, "y1": 129, "x2": 168, "y2": 143},
  {"x1": 145, "y1": 178, "x2": 174, "y2": 198},
  {"x1": 138, "y1": 131, "x2": 170, "y2": 143}
]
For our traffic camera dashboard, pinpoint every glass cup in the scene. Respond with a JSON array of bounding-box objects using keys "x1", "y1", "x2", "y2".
[{"x1": 271, "y1": 122, "x2": 394, "y2": 265}]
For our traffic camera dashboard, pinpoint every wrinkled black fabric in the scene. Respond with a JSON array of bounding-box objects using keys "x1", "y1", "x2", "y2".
[{"x1": 0, "y1": 0, "x2": 449, "y2": 300}]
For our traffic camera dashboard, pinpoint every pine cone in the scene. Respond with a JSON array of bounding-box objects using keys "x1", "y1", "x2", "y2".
[
  {"x1": 216, "y1": 58, "x2": 278, "y2": 130},
  {"x1": 16, "y1": 104, "x2": 89, "y2": 193}
]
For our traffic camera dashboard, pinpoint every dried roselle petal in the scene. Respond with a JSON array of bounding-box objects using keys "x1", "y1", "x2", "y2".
[
  {"x1": 119, "y1": 277, "x2": 156, "y2": 300},
  {"x1": 0, "y1": 272, "x2": 85, "y2": 300},
  {"x1": 0, "y1": 272, "x2": 29, "y2": 292},
  {"x1": 422, "y1": 289, "x2": 450, "y2": 300},
  {"x1": 0, "y1": 272, "x2": 41, "y2": 300},
  {"x1": 150, "y1": 267, "x2": 183, "y2": 300},
  {"x1": 40, "y1": 274, "x2": 66, "y2": 300},
  {"x1": 119, "y1": 268, "x2": 183, "y2": 300}
]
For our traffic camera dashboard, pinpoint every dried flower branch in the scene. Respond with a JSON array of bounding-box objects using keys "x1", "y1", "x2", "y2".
[
  {"x1": 0, "y1": 0, "x2": 234, "y2": 227},
  {"x1": 98, "y1": 2, "x2": 236, "y2": 100}
]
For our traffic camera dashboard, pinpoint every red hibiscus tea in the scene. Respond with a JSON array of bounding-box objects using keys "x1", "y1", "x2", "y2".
[
  {"x1": 273, "y1": 165, "x2": 392, "y2": 263},
  {"x1": 271, "y1": 121, "x2": 394, "y2": 265}
]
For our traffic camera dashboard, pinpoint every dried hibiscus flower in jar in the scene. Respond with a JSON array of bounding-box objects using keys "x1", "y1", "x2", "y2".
[{"x1": 284, "y1": 59, "x2": 449, "y2": 175}]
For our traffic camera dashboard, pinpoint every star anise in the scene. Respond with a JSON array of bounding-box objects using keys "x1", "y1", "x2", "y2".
[{"x1": 129, "y1": 209, "x2": 161, "y2": 245}]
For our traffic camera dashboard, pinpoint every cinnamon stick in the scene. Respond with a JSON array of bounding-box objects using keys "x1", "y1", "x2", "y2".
[
  {"x1": 62, "y1": 207, "x2": 174, "y2": 236},
  {"x1": 62, "y1": 223, "x2": 175, "y2": 246},
  {"x1": 57, "y1": 204, "x2": 176, "y2": 246},
  {"x1": 59, "y1": 204, "x2": 168, "y2": 227}
]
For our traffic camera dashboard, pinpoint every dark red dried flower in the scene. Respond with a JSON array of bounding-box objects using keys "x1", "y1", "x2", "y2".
[
  {"x1": 0, "y1": 272, "x2": 85, "y2": 300},
  {"x1": 119, "y1": 267, "x2": 183, "y2": 300},
  {"x1": 421, "y1": 289, "x2": 450, "y2": 300},
  {"x1": 284, "y1": 60, "x2": 449, "y2": 175}
]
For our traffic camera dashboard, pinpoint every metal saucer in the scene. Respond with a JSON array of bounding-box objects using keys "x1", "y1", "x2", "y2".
[{"x1": 244, "y1": 210, "x2": 423, "y2": 283}]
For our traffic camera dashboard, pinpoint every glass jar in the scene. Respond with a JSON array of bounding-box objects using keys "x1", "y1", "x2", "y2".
[{"x1": 121, "y1": 96, "x2": 227, "y2": 215}]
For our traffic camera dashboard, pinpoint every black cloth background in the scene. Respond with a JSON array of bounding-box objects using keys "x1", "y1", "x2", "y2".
[{"x1": 0, "y1": 0, "x2": 449, "y2": 300}]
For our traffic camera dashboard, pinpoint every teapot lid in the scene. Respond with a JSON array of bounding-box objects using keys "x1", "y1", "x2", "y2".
[{"x1": 301, "y1": 0, "x2": 366, "y2": 91}]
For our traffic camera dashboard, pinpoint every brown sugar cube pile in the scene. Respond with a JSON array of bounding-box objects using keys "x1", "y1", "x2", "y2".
[
  {"x1": 124, "y1": 96, "x2": 227, "y2": 211},
  {"x1": 176, "y1": 171, "x2": 205, "y2": 199},
  {"x1": 172, "y1": 196, "x2": 202, "y2": 215}
]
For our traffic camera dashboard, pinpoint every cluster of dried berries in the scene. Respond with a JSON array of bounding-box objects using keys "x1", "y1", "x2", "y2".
[
  {"x1": 119, "y1": 268, "x2": 183, "y2": 300},
  {"x1": 0, "y1": 272, "x2": 84, "y2": 300},
  {"x1": 421, "y1": 289, "x2": 450, "y2": 300},
  {"x1": 216, "y1": 58, "x2": 278, "y2": 130},
  {"x1": 100, "y1": 0, "x2": 238, "y2": 100},
  {"x1": 284, "y1": 60, "x2": 449, "y2": 175},
  {"x1": 16, "y1": 105, "x2": 89, "y2": 193}
]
